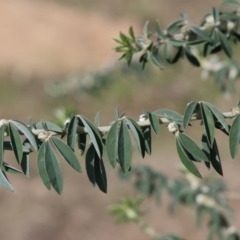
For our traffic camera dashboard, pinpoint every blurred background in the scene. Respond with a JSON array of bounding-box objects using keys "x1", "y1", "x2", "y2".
[{"x1": 0, "y1": 0, "x2": 240, "y2": 239}]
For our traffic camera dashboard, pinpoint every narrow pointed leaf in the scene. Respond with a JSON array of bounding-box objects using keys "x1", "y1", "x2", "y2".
[
  {"x1": 129, "y1": 26, "x2": 135, "y2": 40},
  {"x1": 0, "y1": 125, "x2": 5, "y2": 166},
  {"x1": 148, "y1": 51, "x2": 164, "y2": 69},
  {"x1": 35, "y1": 121, "x2": 62, "y2": 133},
  {"x1": 153, "y1": 109, "x2": 183, "y2": 123},
  {"x1": 202, "y1": 134, "x2": 223, "y2": 176},
  {"x1": 125, "y1": 117, "x2": 145, "y2": 158},
  {"x1": 9, "y1": 122, "x2": 23, "y2": 164},
  {"x1": 106, "y1": 121, "x2": 119, "y2": 168},
  {"x1": 200, "y1": 103, "x2": 215, "y2": 147},
  {"x1": 45, "y1": 142, "x2": 63, "y2": 194},
  {"x1": 67, "y1": 116, "x2": 77, "y2": 151},
  {"x1": 212, "y1": 7, "x2": 219, "y2": 23},
  {"x1": 11, "y1": 120, "x2": 38, "y2": 151},
  {"x1": 156, "y1": 21, "x2": 165, "y2": 38},
  {"x1": 143, "y1": 21, "x2": 149, "y2": 37},
  {"x1": 218, "y1": 30, "x2": 232, "y2": 58},
  {"x1": 37, "y1": 142, "x2": 51, "y2": 190},
  {"x1": 118, "y1": 121, "x2": 132, "y2": 173},
  {"x1": 0, "y1": 171, "x2": 14, "y2": 191},
  {"x1": 185, "y1": 47, "x2": 200, "y2": 67},
  {"x1": 95, "y1": 157, "x2": 107, "y2": 193},
  {"x1": 85, "y1": 144, "x2": 96, "y2": 186},
  {"x1": 78, "y1": 115, "x2": 103, "y2": 158},
  {"x1": 52, "y1": 136, "x2": 81, "y2": 172},
  {"x1": 77, "y1": 133, "x2": 87, "y2": 156},
  {"x1": 203, "y1": 101, "x2": 229, "y2": 133},
  {"x1": 191, "y1": 26, "x2": 210, "y2": 41},
  {"x1": 143, "y1": 126, "x2": 151, "y2": 155},
  {"x1": 95, "y1": 111, "x2": 100, "y2": 127},
  {"x1": 176, "y1": 138, "x2": 202, "y2": 178},
  {"x1": 148, "y1": 112, "x2": 160, "y2": 135},
  {"x1": 1, "y1": 163, "x2": 22, "y2": 174},
  {"x1": 115, "y1": 107, "x2": 120, "y2": 119},
  {"x1": 229, "y1": 114, "x2": 240, "y2": 158},
  {"x1": 21, "y1": 153, "x2": 30, "y2": 177},
  {"x1": 183, "y1": 102, "x2": 198, "y2": 129},
  {"x1": 178, "y1": 133, "x2": 209, "y2": 162}
]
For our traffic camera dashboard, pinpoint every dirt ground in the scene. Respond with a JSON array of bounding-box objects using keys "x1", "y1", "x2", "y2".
[{"x1": 0, "y1": 0, "x2": 239, "y2": 240}]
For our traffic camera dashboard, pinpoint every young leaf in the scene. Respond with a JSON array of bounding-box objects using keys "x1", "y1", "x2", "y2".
[
  {"x1": 35, "y1": 121, "x2": 62, "y2": 133},
  {"x1": 45, "y1": 142, "x2": 63, "y2": 194},
  {"x1": 129, "y1": 26, "x2": 135, "y2": 40},
  {"x1": 21, "y1": 153, "x2": 30, "y2": 178},
  {"x1": 106, "y1": 121, "x2": 119, "y2": 168},
  {"x1": 176, "y1": 138, "x2": 202, "y2": 178},
  {"x1": 37, "y1": 142, "x2": 51, "y2": 190},
  {"x1": 85, "y1": 144, "x2": 96, "y2": 186},
  {"x1": 9, "y1": 122, "x2": 23, "y2": 164},
  {"x1": 67, "y1": 116, "x2": 77, "y2": 151},
  {"x1": 202, "y1": 101, "x2": 229, "y2": 133},
  {"x1": 148, "y1": 112, "x2": 160, "y2": 135},
  {"x1": 52, "y1": 136, "x2": 81, "y2": 172},
  {"x1": 202, "y1": 134, "x2": 223, "y2": 176},
  {"x1": 95, "y1": 111, "x2": 100, "y2": 127},
  {"x1": 78, "y1": 115, "x2": 103, "y2": 158},
  {"x1": 229, "y1": 114, "x2": 240, "y2": 158},
  {"x1": 10, "y1": 120, "x2": 38, "y2": 151},
  {"x1": 77, "y1": 133, "x2": 87, "y2": 156},
  {"x1": 118, "y1": 121, "x2": 133, "y2": 173},
  {"x1": 212, "y1": 7, "x2": 219, "y2": 23},
  {"x1": 178, "y1": 133, "x2": 209, "y2": 162},
  {"x1": 0, "y1": 125, "x2": 5, "y2": 167},
  {"x1": 200, "y1": 103, "x2": 215, "y2": 147},
  {"x1": 143, "y1": 21, "x2": 149, "y2": 37},
  {"x1": 95, "y1": 156, "x2": 107, "y2": 193},
  {"x1": 183, "y1": 102, "x2": 198, "y2": 129},
  {"x1": 218, "y1": 30, "x2": 232, "y2": 58},
  {"x1": 125, "y1": 117, "x2": 145, "y2": 158},
  {"x1": 156, "y1": 21, "x2": 165, "y2": 38}
]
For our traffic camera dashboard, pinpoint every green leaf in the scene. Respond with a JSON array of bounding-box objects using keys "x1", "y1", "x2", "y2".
[
  {"x1": 167, "y1": 20, "x2": 183, "y2": 33},
  {"x1": 45, "y1": 141, "x2": 63, "y2": 194},
  {"x1": 202, "y1": 101, "x2": 229, "y2": 133},
  {"x1": 185, "y1": 47, "x2": 200, "y2": 67},
  {"x1": 212, "y1": 7, "x2": 219, "y2": 23},
  {"x1": 85, "y1": 144, "x2": 96, "y2": 186},
  {"x1": 202, "y1": 134, "x2": 223, "y2": 176},
  {"x1": 78, "y1": 115, "x2": 103, "y2": 158},
  {"x1": 77, "y1": 133, "x2": 87, "y2": 156},
  {"x1": 143, "y1": 21, "x2": 149, "y2": 37},
  {"x1": 125, "y1": 117, "x2": 145, "y2": 158},
  {"x1": 115, "y1": 107, "x2": 120, "y2": 119},
  {"x1": 0, "y1": 125, "x2": 5, "y2": 167},
  {"x1": 35, "y1": 121, "x2": 62, "y2": 133},
  {"x1": 218, "y1": 30, "x2": 232, "y2": 58},
  {"x1": 67, "y1": 116, "x2": 77, "y2": 151},
  {"x1": 129, "y1": 26, "x2": 135, "y2": 40},
  {"x1": 95, "y1": 111, "x2": 100, "y2": 127},
  {"x1": 148, "y1": 112, "x2": 160, "y2": 135},
  {"x1": 183, "y1": 102, "x2": 198, "y2": 129},
  {"x1": 153, "y1": 109, "x2": 183, "y2": 123},
  {"x1": 52, "y1": 136, "x2": 81, "y2": 172},
  {"x1": 0, "y1": 171, "x2": 14, "y2": 191},
  {"x1": 169, "y1": 39, "x2": 185, "y2": 47},
  {"x1": 9, "y1": 122, "x2": 23, "y2": 164},
  {"x1": 200, "y1": 103, "x2": 215, "y2": 147},
  {"x1": 10, "y1": 120, "x2": 38, "y2": 151},
  {"x1": 21, "y1": 153, "x2": 30, "y2": 177},
  {"x1": 156, "y1": 21, "x2": 165, "y2": 38},
  {"x1": 95, "y1": 156, "x2": 107, "y2": 193},
  {"x1": 148, "y1": 51, "x2": 164, "y2": 69},
  {"x1": 106, "y1": 121, "x2": 119, "y2": 168},
  {"x1": 37, "y1": 142, "x2": 51, "y2": 190},
  {"x1": 229, "y1": 114, "x2": 240, "y2": 158},
  {"x1": 191, "y1": 26, "x2": 211, "y2": 41},
  {"x1": 176, "y1": 138, "x2": 202, "y2": 178},
  {"x1": 178, "y1": 133, "x2": 209, "y2": 162},
  {"x1": 118, "y1": 121, "x2": 133, "y2": 173},
  {"x1": 1, "y1": 163, "x2": 22, "y2": 174},
  {"x1": 143, "y1": 126, "x2": 151, "y2": 155}
]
